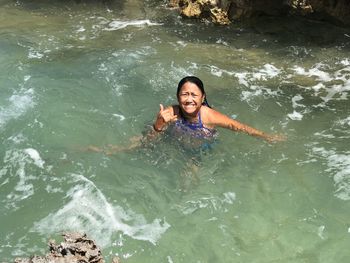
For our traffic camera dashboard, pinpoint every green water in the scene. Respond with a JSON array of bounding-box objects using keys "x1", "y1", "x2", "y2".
[{"x1": 1, "y1": 0, "x2": 350, "y2": 262}]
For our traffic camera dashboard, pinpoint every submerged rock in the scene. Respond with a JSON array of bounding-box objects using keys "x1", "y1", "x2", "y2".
[
  {"x1": 171, "y1": 0, "x2": 350, "y2": 26},
  {"x1": 13, "y1": 233, "x2": 120, "y2": 263}
]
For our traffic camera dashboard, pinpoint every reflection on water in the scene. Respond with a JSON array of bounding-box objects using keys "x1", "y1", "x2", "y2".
[{"x1": 1, "y1": 0, "x2": 350, "y2": 262}]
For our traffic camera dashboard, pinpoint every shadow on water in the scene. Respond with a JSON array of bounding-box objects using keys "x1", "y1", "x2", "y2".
[
  {"x1": 1, "y1": 0, "x2": 126, "y2": 10},
  {"x1": 158, "y1": 8, "x2": 350, "y2": 51}
]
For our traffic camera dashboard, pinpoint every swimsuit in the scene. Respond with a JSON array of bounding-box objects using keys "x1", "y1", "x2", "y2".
[
  {"x1": 170, "y1": 110, "x2": 217, "y2": 151},
  {"x1": 174, "y1": 111, "x2": 216, "y2": 139}
]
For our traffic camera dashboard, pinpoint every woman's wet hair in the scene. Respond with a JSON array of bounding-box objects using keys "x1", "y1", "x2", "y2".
[{"x1": 177, "y1": 76, "x2": 211, "y2": 108}]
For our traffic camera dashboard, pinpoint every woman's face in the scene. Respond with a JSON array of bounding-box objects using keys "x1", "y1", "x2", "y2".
[{"x1": 177, "y1": 82, "x2": 205, "y2": 116}]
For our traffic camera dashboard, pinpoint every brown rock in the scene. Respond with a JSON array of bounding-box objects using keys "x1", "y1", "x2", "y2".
[
  {"x1": 14, "y1": 233, "x2": 110, "y2": 263},
  {"x1": 172, "y1": 0, "x2": 350, "y2": 26}
]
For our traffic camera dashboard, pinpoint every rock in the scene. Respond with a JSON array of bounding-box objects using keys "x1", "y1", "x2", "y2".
[
  {"x1": 178, "y1": 0, "x2": 230, "y2": 25},
  {"x1": 172, "y1": 0, "x2": 350, "y2": 26},
  {"x1": 13, "y1": 233, "x2": 119, "y2": 263}
]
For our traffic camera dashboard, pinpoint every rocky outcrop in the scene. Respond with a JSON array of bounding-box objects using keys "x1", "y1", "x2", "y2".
[
  {"x1": 13, "y1": 233, "x2": 120, "y2": 263},
  {"x1": 170, "y1": 0, "x2": 350, "y2": 26},
  {"x1": 172, "y1": 0, "x2": 231, "y2": 25},
  {"x1": 304, "y1": 0, "x2": 350, "y2": 25}
]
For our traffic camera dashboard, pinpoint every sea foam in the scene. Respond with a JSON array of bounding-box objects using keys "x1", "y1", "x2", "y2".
[
  {"x1": 32, "y1": 174, "x2": 170, "y2": 247},
  {"x1": 1, "y1": 148, "x2": 45, "y2": 210},
  {"x1": 24, "y1": 148, "x2": 45, "y2": 169},
  {"x1": 292, "y1": 63, "x2": 350, "y2": 102},
  {"x1": 312, "y1": 147, "x2": 350, "y2": 200},
  {"x1": 0, "y1": 89, "x2": 35, "y2": 129},
  {"x1": 178, "y1": 192, "x2": 236, "y2": 215},
  {"x1": 104, "y1": 19, "x2": 162, "y2": 31}
]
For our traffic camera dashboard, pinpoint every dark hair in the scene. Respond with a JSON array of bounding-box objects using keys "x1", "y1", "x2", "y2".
[{"x1": 176, "y1": 76, "x2": 211, "y2": 108}]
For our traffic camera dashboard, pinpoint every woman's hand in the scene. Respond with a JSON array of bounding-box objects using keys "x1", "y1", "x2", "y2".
[
  {"x1": 153, "y1": 104, "x2": 178, "y2": 132},
  {"x1": 265, "y1": 133, "x2": 287, "y2": 143}
]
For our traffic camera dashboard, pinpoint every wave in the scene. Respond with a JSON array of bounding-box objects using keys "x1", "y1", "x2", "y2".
[{"x1": 32, "y1": 174, "x2": 170, "y2": 247}]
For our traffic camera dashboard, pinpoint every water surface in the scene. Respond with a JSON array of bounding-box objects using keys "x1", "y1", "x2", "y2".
[{"x1": 1, "y1": 0, "x2": 350, "y2": 262}]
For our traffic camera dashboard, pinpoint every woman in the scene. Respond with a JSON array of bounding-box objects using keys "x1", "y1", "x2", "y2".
[
  {"x1": 87, "y1": 76, "x2": 283, "y2": 155},
  {"x1": 152, "y1": 76, "x2": 283, "y2": 143}
]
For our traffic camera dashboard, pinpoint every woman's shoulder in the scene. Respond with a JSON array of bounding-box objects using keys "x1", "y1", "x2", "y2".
[
  {"x1": 200, "y1": 105, "x2": 218, "y2": 117},
  {"x1": 200, "y1": 106, "x2": 218, "y2": 128},
  {"x1": 200, "y1": 106, "x2": 229, "y2": 127}
]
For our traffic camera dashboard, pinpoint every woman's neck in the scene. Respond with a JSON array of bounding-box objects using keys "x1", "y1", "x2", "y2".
[{"x1": 180, "y1": 108, "x2": 200, "y2": 123}]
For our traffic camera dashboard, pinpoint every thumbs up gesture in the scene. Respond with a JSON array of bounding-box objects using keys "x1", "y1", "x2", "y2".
[{"x1": 153, "y1": 104, "x2": 178, "y2": 132}]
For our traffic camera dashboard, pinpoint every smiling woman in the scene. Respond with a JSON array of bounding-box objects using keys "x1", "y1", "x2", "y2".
[
  {"x1": 153, "y1": 76, "x2": 285, "y2": 143},
  {"x1": 87, "y1": 76, "x2": 285, "y2": 155}
]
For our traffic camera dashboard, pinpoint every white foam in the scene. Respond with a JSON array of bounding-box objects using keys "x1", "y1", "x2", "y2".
[
  {"x1": 112, "y1": 114, "x2": 125, "y2": 121},
  {"x1": 232, "y1": 64, "x2": 281, "y2": 88},
  {"x1": 24, "y1": 148, "x2": 45, "y2": 168},
  {"x1": 286, "y1": 94, "x2": 307, "y2": 121},
  {"x1": 292, "y1": 63, "x2": 350, "y2": 103},
  {"x1": 340, "y1": 59, "x2": 350, "y2": 66},
  {"x1": 215, "y1": 38, "x2": 229, "y2": 46},
  {"x1": 209, "y1": 65, "x2": 224, "y2": 77},
  {"x1": 32, "y1": 174, "x2": 170, "y2": 247},
  {"x1": 28, "y1": 49, "x2": 44, "y2": 59},
  {"x1": 287, "y1": 110, "x2": 303, "y2": 121},
  {"x1": 76, "y1": 26, "x2": 86, "y2": 33},
  {"x1": 336, "y1": 116, "x2": 350, "y2": 126},
  {"x1": 318, "y1": 225, "x2": 326, "y2": 239},
  {"x1": 7, "y1": 133, "x2": 27, "y2": 144},
  {"x1": 312, "y1": 147, "x2": 350, "y2": 200},
  {"x1": 104, "y1": 20, "x2": 162, "y2": 31},
  {"x1": 176, "y1": 41, "x2": 187, "y2": 47},
  {"x1": 1, "y1": 149, "x2": 42, "y2": 209},
  {"x1": 235, "y1": 72, "x2": 249, "y2": 87},
  {"x1": 311, "y1": 83, "x2": 325, "y2": 94},
  {"x1": 291, "y1": 94, "x2": 304, "y2": 108},
  {"x1": 293, "y1": 64, "x2": 332, "y2": 82},
  {"x1": 314, "y1": 131, "x2": 335, "y2": 139},
  {"x1": 179, "y1": 192, "x2": 236, "y2": 215},
  {"x1": 222, "y1": 192, "x2": 236, "y2": 204},
  {"x1": 0, "y1": 89, "x2": 35, "y2": 129},
  {"x1": 255, "y1": 64, "x2": 281, "y2": 79}
]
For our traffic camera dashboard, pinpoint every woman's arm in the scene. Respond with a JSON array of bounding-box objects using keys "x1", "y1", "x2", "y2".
[
  {"x1": 206, "y1": 108, "x2": 285, "y2": 142},
  {"x1": 85, "y1": 105, "x2": 179, "y2": 155}
]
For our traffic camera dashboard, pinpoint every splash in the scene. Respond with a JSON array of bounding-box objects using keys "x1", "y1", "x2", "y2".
[{"x1": 32, "y1": 174, "x2": 170, "y2": 247}]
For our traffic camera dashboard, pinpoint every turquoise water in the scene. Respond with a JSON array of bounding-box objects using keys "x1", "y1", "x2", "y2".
[{"x1": 1, "y1": 0, "x2": 350, "y2": 262}]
